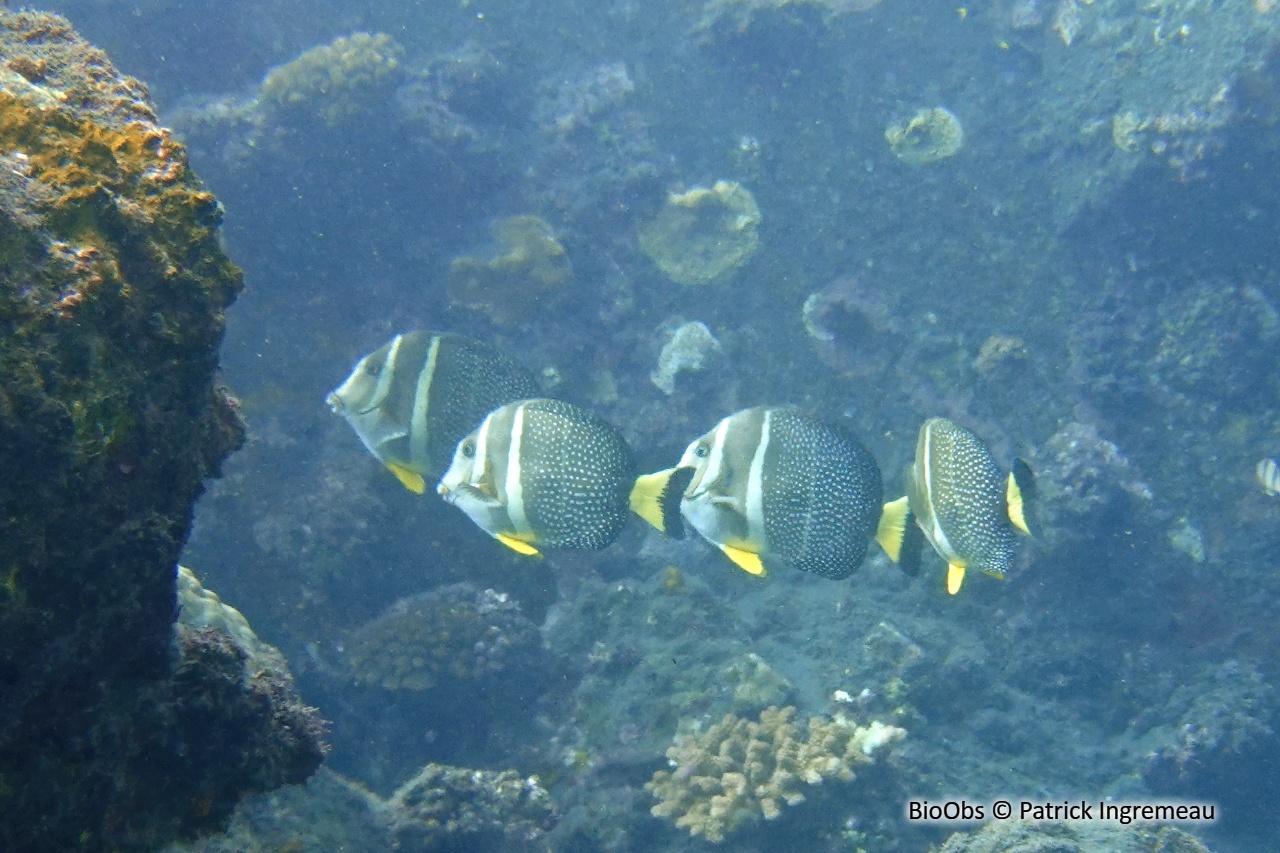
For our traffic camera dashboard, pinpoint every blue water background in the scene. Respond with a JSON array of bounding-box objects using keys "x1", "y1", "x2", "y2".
[{"x1": 29, "y1": 0, "x2": 1280, "y2": 849}]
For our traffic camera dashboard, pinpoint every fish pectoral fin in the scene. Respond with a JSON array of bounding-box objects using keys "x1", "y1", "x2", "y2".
[
  {"x1": 386, "y1": 462, "x2": 426, "y2": 495},
  {"x1": 719, "y1": 544, "x2": 766, "y2": 577},
  {"x1": 630, "y1": 467, "x2": 693, "y2": 538},
  {"x1": 1007, "y1": 458, "x2": 1036, "y2": 536},
  {"x1": 946, "y1": 562, "x2": 967, "y2": 595},
  {"x1": 709, "y1": 493, "x2": 747, "y2": 515},
  {"x1": 496, "y1": 533, "x2": 542, "y2": 557}
]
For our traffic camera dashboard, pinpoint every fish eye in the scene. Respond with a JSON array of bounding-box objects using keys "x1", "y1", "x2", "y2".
[
  {"x1": 462, "y1": 439, "x2": 476, "y2": 459},
  {"x1": 695, "y1": 444, "x2": 708, "y2": 458}
]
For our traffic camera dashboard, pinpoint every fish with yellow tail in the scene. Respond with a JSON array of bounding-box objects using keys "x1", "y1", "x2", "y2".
[
  {"x1": 326, "y1": 331, "x2": 539, "y2": 494},
  {"x1": 633, "y1": 406, "x2": 884, "y2": 579},
  {"x1": 881, "y1": 417, "x2": 1035, "y2": 595},
  {"x1": 438, "y1": 398, "x2": 684, "y2": 556}
]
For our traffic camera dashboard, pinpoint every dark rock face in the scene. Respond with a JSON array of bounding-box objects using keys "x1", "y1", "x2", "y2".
[{"x1": 0, "y1": 11, "x2": 322, "y2": 850}]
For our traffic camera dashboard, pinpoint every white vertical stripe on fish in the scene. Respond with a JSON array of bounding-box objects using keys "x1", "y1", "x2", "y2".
[
  {"x1": 408, "y1": 334, "x2": 441, "y2": 473},
  {"x1": 472, "y1": 408, "x2": 493, "y2": 489},
  {"x1": 921, "y1": 422, "x2": 955, "y2": 560},
  {"x1": 744, "y1": 408, "x2": 770, "y2": 548},
  {"x1": 364, "y1": 332, "x2": 403, "y2": 414},
  {"x1": 505, "y1": 403, "x2": 531, "y2": 537},
  {"x1": 1259, "y1": 458, "x2": 1280, "y2": 497},
  {"x1": 699, "y1": 417, "x2": 732, "y2": 497}
]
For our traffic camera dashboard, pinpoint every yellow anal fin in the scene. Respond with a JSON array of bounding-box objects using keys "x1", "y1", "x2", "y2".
[
  {"x1": 720, "y1": 544, "x2": 766, "y2": 576},
  {"x1": 946, "y1": 562, "x2": 967, "y2": 595},
  {"x1": 630, "y1": 467, "x2": 693, "y2": 538},
  {"x1": 496, "y1": 533, "x2": 542, "y2": 557},
  {"x1": 1007, "y1": 458, "x2": 1036, "y2": 536},
  {"x1": 875, "y1": 496, "x2": 911, "y2": 562},
  {"x1": 386, "y1": 462, "x2": 426, "y2": 495}
]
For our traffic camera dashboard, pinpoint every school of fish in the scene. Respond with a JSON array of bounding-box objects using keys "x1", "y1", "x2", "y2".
[{"x1": 328, "y1": 330, "x2": 1037, "y2": 593}]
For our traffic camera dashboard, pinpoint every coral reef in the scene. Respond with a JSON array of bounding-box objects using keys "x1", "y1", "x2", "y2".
[
  {"x1": 646, "y1": 705, "x2": 904, "y2": 842},
  {"x1": 446, "y1": 214, "x2": 573, "y2": 325},
  {"x1": 885, "y1": 107, "x2": 965, "y2": 164},
  {"x1": 0, "y1": 10, "x2": 323, "y2": 849},
  {"x1": 1140, "y1": 660, "x2": 1280, "y2": 818},
  {"x1": 651, "y1": 320, "x2": 724, "y2": 394},
  {"x1": 344, "y1": 583, "x2": 544, "y2": 694},
  {"x1": 535, "y1": 61, "x2": 636, "y2": 135},
  {"x1": 528, "y1": 61, "x2": 665, "y2": 234},
  {"x1": 163, "y1": 763, "x2": 554, "y2": 853},
  {"x1": 801, "y1": 274, "x2": 905, "y2": 379},
  {"x1": 696, "y1": 0, "x2": 883, "y2": 51},
  {"x1": 638, "y1": 180, "x2": 761, "y2": 286},
  {"x1": 259, "y1": 32, "x2": 405, "y2": 127},
  {"x1": 722, "y1": 651, "x2": 795, "y2": 711},
  {"x1": 934, "y1": 819, "x2": 1216, "y2": 853},
  {"x1": 380, "y1": 763, "x2": 556, "y2": 853}
]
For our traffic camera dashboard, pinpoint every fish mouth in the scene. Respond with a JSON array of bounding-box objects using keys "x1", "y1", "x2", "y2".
[{"x1": 325, "y1": 392, "x2": 343, "y2": 414}]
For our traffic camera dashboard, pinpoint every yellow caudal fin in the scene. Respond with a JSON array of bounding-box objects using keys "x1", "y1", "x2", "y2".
[
  {"x1": 495, "y1": 533, "x2": 542, "y2": 557},
  {"x1": 720, "y1": 544, "x2": 766, "y2": 576},
  {"x1": 875, "y1": 496, "x2": 923, "y2": 576},
  {"x1": 875, "y1": 496, "x2": 911, "y2": 561},
  {"x1": 1006, "y1": 458, "x2": 1036, "y2": 536},
  {"x1": 629, "y1": 467, "x2": 693, "y2": 538},
  {"x1": 386, "y1": 462, "x2": 426, "y2": 494},
  {"x1": 946, "y1": 562, "x2": 966, "y2": 595}
]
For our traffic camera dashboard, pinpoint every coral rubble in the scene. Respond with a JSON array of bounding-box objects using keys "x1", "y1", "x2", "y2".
[
  {"x1": 0, "y1": 10, "x2": 321, "y2": 849},
  {"x1": 646, "y1": 705, "x2": 904, "y2": 842}
]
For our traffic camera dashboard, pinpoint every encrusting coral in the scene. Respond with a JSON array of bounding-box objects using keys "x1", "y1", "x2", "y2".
[
  {"x1": 446, "y1": 214, "x2": 573, "y2": 325},
  {"x1": 885, "y1": 106, "x2": 964, "y2": 164},
  {"x1": 646, "y1": 705, "x2": 905, "y2": 842},
  {"x1": 638, "y1": 180, "x2": 761, "y2": 286},
  {"x1": 344, "y1": 583, "x2": 543, "y2": 693},
  {"x1": 259, "y1": 32, "x2": 405, "y2": 126}
]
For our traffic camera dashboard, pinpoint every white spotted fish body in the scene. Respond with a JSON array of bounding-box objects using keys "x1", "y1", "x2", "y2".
[
  {"x1": 905, "y1": 417, "x2": 1032, "y2": 594},
  {"x1": 651, "y1": 406, "x2": 883, "y2": 579},
  {"x1": 437, "y1": 399, "x2": 636, "y2": 554},
  {"x1": 326, "y1": 331, "x2": 538, "y2": 493}
]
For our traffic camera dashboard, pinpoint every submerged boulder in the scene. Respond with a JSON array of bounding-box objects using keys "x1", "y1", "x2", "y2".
[{"x1": 0, "y1": 10, "x2": 323, "y2": 849}]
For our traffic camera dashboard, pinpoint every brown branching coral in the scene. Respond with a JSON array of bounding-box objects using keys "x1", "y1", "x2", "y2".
[{"x1": 646, "y1": 705, "x2": 904, "y2": 842}]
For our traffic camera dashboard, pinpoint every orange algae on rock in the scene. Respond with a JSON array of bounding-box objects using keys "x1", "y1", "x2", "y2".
[{"x1": 0, "y1": 10, "x2": 322, "y2": 851}]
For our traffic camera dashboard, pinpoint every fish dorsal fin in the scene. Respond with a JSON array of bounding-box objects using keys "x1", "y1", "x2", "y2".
[
  {"x1": 630, "y1": 467, "x2": 693, "y2": 538},
  {"x1": 386, "y1": 462, "x2": 426, "y2": 494},
  {"x1": 496, "y1": 533, "x2": 542, "y2": 557},
  {"x1": 875, "y1": 496, "x2": 911, "y2": 562},
  {"x1": 1006, "y1": 458, "x2": 1036, "y2": 536},
  {"x1": 946, "y1": 562, "x2": 966, "y2": 595},
  {"x1": 719, "y1": 544, "x2": 766, "y2": 576}
]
